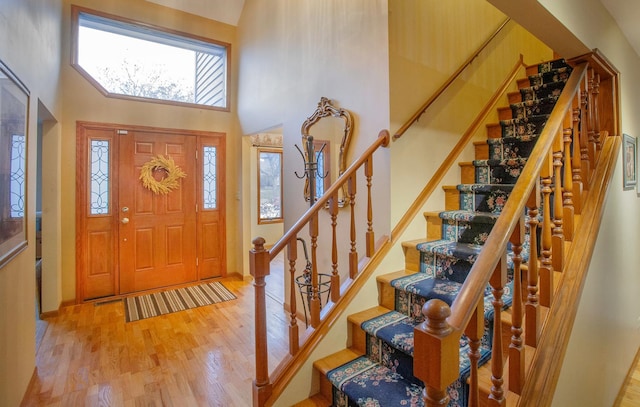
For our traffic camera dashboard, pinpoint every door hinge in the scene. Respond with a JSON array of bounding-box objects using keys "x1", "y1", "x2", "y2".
[{"x1": 196, "y1": 258, "x2": 199, "y2": 266}]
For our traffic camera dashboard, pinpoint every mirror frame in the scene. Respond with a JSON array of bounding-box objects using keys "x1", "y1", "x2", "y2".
[{"x1": 300, "y1": 97, "x2": 353, "y2": 206}]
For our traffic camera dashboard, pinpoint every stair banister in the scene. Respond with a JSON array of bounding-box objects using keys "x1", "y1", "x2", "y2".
[
  {"x1": 413, "y1": 62, "x2": 590, "y2": 406},
  {"x1": 448, "y1": 62, "x2": 588, "y2": 332},
  {"x1": 251, "y1": 130, "x2": 390, "y2": 406},
  {"x1": 393, "y1": 18, "x2": 511, "y2": 141}
]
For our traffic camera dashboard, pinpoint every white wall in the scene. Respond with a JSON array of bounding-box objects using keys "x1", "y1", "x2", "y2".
[
  {"x1": 0, "y1": 1, "x2": 63, "y2": 405},
  {"x1": 237, "y1": 0, "x2": 392, "y2": 283}
]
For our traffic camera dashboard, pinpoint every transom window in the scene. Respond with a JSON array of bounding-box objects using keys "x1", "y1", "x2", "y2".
[{"x1": 72, "y1": 7, "x2": 228, "y2": 109}]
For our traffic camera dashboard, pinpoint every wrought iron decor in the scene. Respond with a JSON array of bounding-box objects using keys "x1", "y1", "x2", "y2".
[
  {"x1": 298, "y1": 97, "x2": 354, "y2": 206},
  {"x1": 0, "y1": 59, "x2": 29, "y2": 269}
]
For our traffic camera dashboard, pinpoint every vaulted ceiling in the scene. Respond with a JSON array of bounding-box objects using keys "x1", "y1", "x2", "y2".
[{"x1": 155, "y1": 0, "x2": 639, "y2": 56}]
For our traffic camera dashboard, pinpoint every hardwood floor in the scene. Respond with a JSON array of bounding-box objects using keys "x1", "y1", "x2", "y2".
[
  {"x1": 616, "y1": 347, "x2": 640, "y2": 407},
  {"x1": 22, "y1": 277, "x2": 292, "y2": 406},
  {"x1": 21, "y1": 267, "x2": 640, "y2": 406}
]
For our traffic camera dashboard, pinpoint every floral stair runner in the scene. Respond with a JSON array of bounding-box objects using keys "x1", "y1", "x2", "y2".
[{"x1": 324, "y1": 59, "x2": 572, "y2": 406}]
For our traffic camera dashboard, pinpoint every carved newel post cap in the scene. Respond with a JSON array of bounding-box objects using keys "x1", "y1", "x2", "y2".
[
  {"x1": 252, "y1": 237, "x2": 266, "y2": 251},
  {"x1": 423, "y1": 299, "x2": 452, "y2": 335}
]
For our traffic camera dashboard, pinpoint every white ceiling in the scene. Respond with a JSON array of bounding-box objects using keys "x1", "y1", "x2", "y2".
[
  {"x1": 155, "y1": 0, "x2": 639, "y2": 56},
  {"x1": 145, "y1": 0, "x2": 245, "y2": 26}
]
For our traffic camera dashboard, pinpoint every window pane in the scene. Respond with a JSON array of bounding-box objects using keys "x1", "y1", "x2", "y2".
[
  {"x1": 76, "y1": 11, "x2": 227, "y2": 108},
  {"x1": 203, "y1": 146, "x2": 217, "y2": 209},
  {"x1": 315, "y1": 149, "x2": 325, "y2": 199},
  {"x1": 90, "y1": 139, "x2": 110, "y2": 215},
  {"x1": 259, "y1": 150, "x2": 282, "y2": 221},
  {"x1": 10, "y1": 134, "x2": 25, "y2": 218}
]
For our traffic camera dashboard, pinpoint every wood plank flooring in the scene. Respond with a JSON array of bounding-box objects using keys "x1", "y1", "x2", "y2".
[
  {"x1": 22, "y1": 277, "x2": 292, "y2": 407},
  {"x1": 21, "y1": 267, "x2": 640, "y2": 406}
]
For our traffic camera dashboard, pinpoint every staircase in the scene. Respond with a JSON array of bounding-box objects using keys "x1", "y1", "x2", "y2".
[{"x1": 304, "y1": 59, "x2": 572, "y2": 406}]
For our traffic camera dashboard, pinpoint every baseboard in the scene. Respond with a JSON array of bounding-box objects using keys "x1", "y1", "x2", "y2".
[{"x1": 39, "y1": 299, "x2": 73, "y2": 319}]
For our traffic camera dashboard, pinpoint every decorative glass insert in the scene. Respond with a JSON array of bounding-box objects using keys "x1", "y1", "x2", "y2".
[
  {"x1": 203, "y1": 146, "x2": 217, "y2": 209},
  {"x1": 10, "y1": 134, "x2": 25, "y2": 218},
  {"x1": 258, "y1": 149, "x2": 283, "y2": 222},
  {"x1": 90, "y1": 139, "x2": 110, "y2": 215}
]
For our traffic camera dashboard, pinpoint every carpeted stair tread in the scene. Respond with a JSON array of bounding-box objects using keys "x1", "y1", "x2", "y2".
[
  {"x1": 509, "y1": 96, "x2": 560, "y2": 119},
  {"x1": 327, "y1": 356, "x2": 424, "y2": 407},
  {"x1": 439, "y1": 209, "x2": 501, "y2": 224},
  {"x1": 473, "y1": 157, "x2": 529, "y2": 167}
]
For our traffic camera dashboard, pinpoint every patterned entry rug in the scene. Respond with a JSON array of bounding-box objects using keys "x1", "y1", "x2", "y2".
[{"x1": 124, "y1": 281, "x2": 236, "y2": 322}]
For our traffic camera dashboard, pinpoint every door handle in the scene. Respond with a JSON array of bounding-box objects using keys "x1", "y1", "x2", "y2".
[{"x1": 121, "y1": 217, "x2": 129, "y2": 224}]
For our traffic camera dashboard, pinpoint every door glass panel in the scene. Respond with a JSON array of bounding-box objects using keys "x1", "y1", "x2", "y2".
[
  {"x1": 10, "y1": 134, "x2": 25, "y2": 218},
  {"x1": 90, "y1": 139, "x2": 110, "y2": 215},
  {"x1": 203, "y1": 146, "x2": 217, "y2": 209}
]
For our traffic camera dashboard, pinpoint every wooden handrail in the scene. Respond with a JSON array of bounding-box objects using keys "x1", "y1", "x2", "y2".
[
  {"x1": 393, "y1": 18, "x2": 510, "y2": 140},
  {"x1": 391, "y1": 55, "x2": 524, "y2": 241},
  {"x1": 446, "y1": 62, "x2": 589, "y2": 331}
]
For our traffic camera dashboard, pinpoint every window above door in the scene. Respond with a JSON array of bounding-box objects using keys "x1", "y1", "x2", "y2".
[{"x1": 71, "y1": 6, "x2": 229, "y2": 111}]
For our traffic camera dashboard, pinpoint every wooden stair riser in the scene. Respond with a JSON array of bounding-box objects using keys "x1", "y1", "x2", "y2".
[
  {"x1": 474, "y1": 141, "x2": 489, "y2": 160},
  {"x1": 424, "y1": 211, "x2": 443, "y2": 240},
  {"x1": 460, "y1": 162, "x2": 477, "y2": 184}
]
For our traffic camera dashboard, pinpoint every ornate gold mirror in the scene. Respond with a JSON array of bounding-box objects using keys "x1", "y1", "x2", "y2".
[{"x1": 298, "y1": 97, "x2": 353, "y2": 207}]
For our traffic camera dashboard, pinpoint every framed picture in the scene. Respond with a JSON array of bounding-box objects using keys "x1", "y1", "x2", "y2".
[
  {"x1": 0, "y1": 59, "x2": 29, "y2": 269},
  {"x1": 623, "y1": 133, "x2": 637, "y2": 190}
]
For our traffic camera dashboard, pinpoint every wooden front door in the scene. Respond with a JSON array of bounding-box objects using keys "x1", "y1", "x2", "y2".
[
  {"x1": 76, "y1": 122, "x2": 226, "y2": 301},
  {"x1": 118, "y1": 131, "x2": 197, "y2": 293}
]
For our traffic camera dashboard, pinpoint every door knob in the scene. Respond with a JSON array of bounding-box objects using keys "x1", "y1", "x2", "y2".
[
  {"x1": 122, "y1": 207, "x2": 129, "y2": 213},
  {"x1": 121, "y1": 217, "x2": 129, "y2": 224}
]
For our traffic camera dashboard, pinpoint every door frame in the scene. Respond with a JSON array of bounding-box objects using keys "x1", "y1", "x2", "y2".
[{"x1": 75, "y1": 121, "x2": 226, "y2": 302}]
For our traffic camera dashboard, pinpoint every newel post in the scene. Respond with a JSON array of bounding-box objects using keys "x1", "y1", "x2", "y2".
[
  {"x1": 414, "y1": 299, "x2": 460, "y2": 407},
  {"x1": 250, "y1": 237, "x2": 272, "y2": 406}
]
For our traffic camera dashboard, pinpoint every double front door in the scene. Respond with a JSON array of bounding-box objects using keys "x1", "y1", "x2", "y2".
[{"x1": 76, "y1": 123, "x2": 226, "y2": 301}]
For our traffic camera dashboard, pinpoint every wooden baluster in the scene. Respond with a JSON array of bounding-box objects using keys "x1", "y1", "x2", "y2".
[
  {"x1": 250, "y1": 237, "x2": 273, "y2": 406},
  {"x1": 287, "y1": 238, "x2": 299, "y2": 354},
  {"x1": 571, "y1": 92, "x2": 584, "y2": 214},
  {"x1": 508, "y1": 216, "x2": 525, "y2": 394},
  {"x1": 309, "y1": 213, "x2": 320, "y2": 328},
  {"x1": 465, "y1": 300, "x2": 484, "y2": 407},
  {"x1": 488, "y1": 255, "x2": 507, "y2": 407},
  {"x1": 539, "y1": 153, "x2": 554, "y2": 307},
  {"x1": 330, "y1": 193, "x2": 340, "y2": 303},
  {"x1": 552, "y1": 132, "x2": 565, "y2": 273},
  {"x1": 579, "y1": 74, "x2": 592, "y2": 186},
  {"x1": 365, "y1": 157, "x2": 374, "y2": 257},
  {"x1": 349, "y1": 174, "x2": 358, "y2": 279},
  {"x1": 562, "y1": 111, "x2": 575, "y2": 242},
  {"x1": 414, "y1": 299, "x2": 460, "y2": 407},
  {"x1": 525, "y1": 186, "x2": 540, "y2": 347},
  {"x1": 586, "y1": 69, "x2": 597, "y2": 165},
  {"x1": 592, "y1": 72, "x2": 602, "y2": 155}
]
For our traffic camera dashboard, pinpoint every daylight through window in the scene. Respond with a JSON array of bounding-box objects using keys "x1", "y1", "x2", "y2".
[{"x1": 74, "y1": 9, "x2": 228, "y2": 109}]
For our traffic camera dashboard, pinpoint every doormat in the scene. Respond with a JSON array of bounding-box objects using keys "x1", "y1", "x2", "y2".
[{"x1": 124, "y1": 281, "x2": 236, "y2": 322}]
